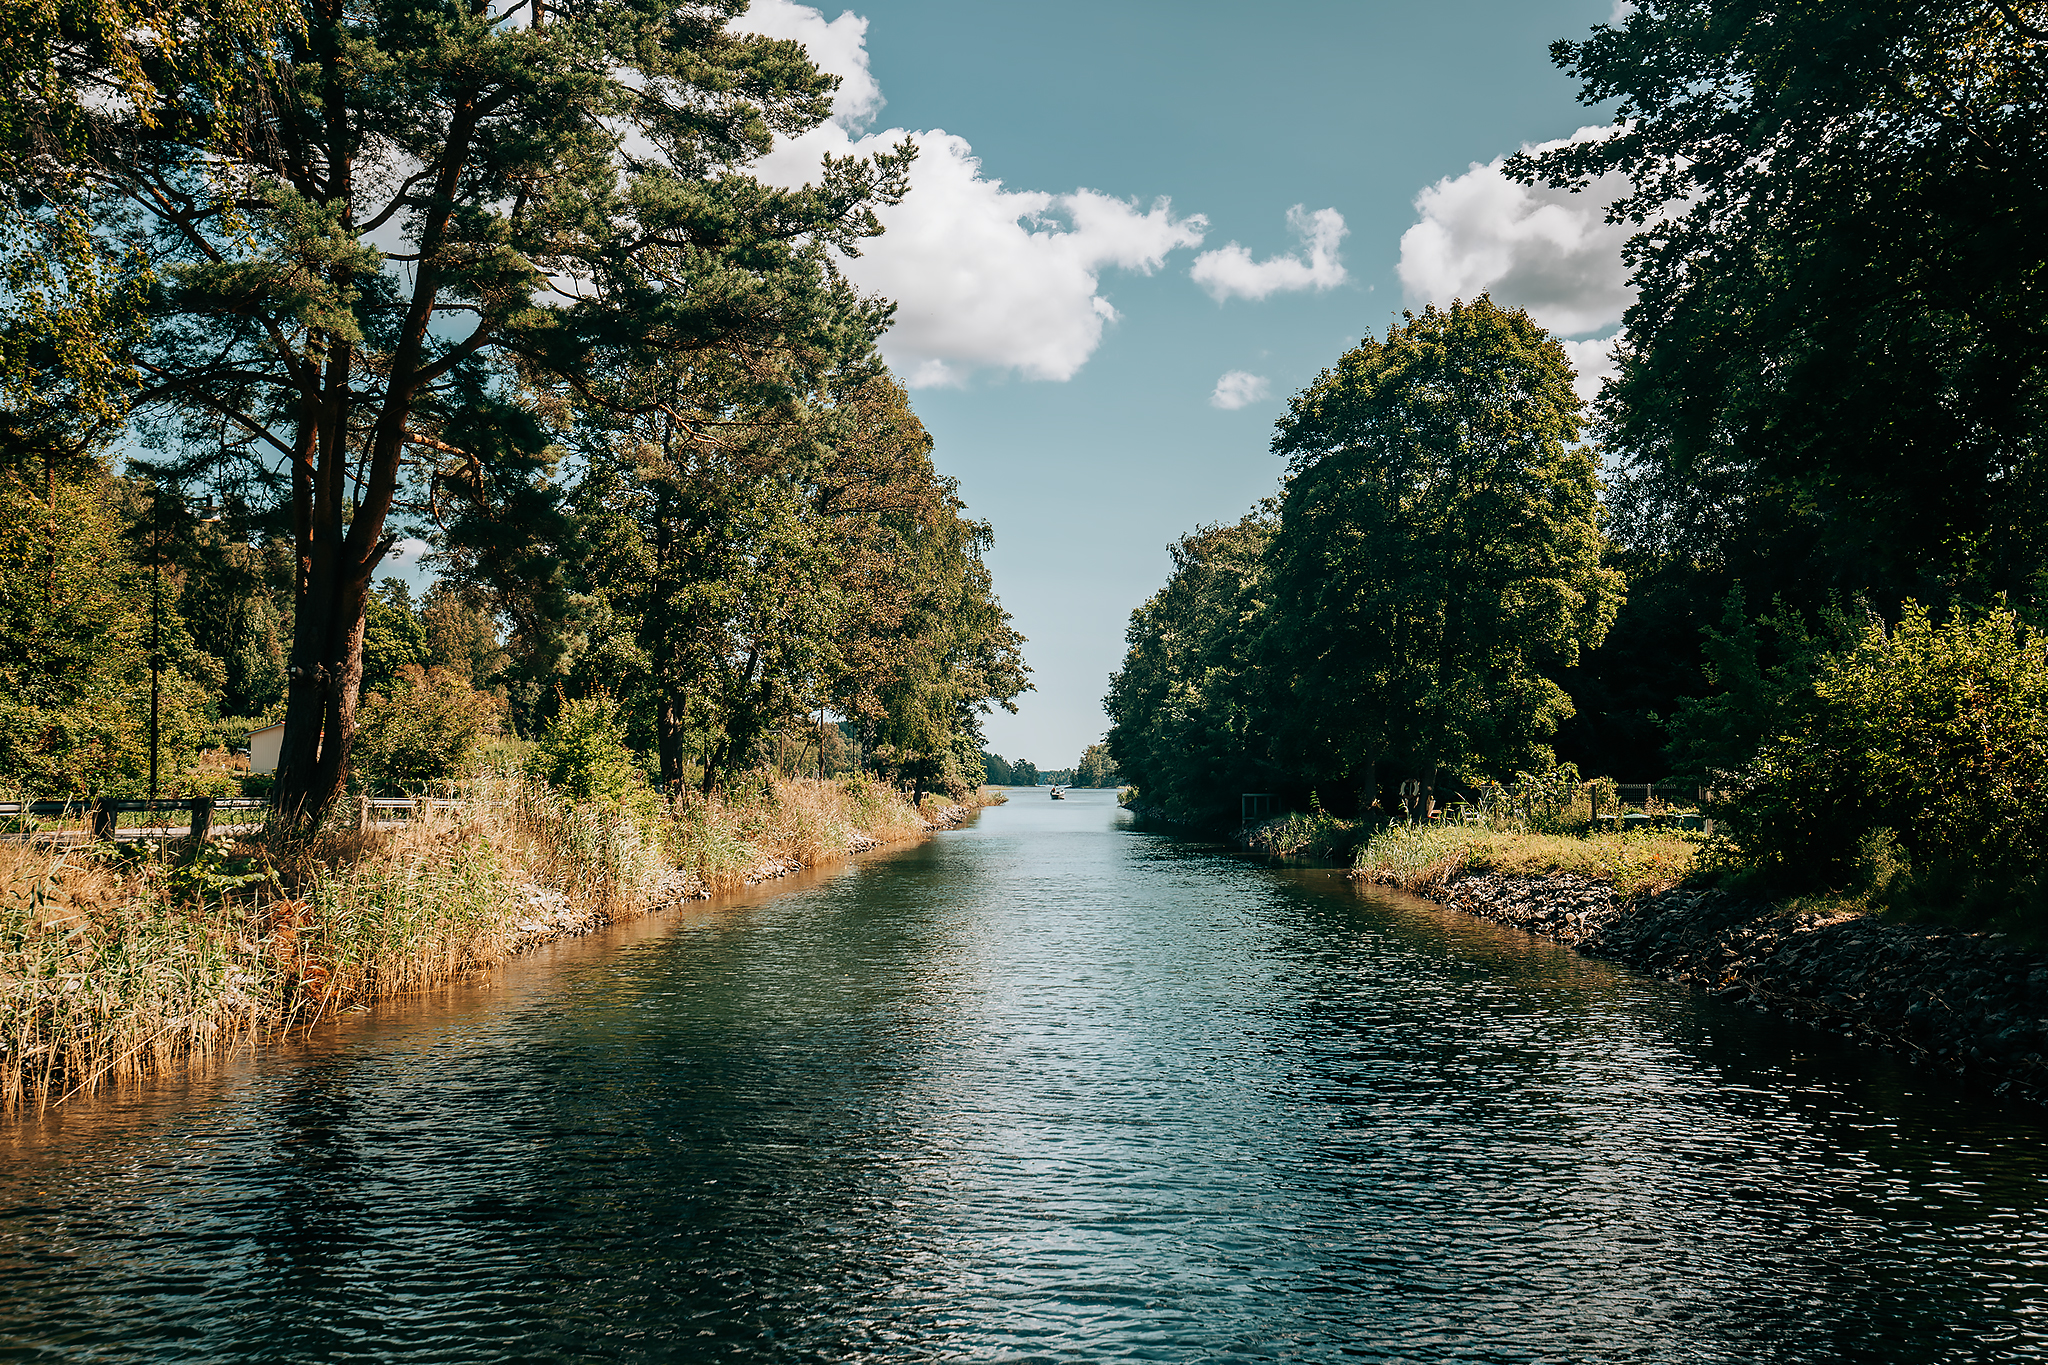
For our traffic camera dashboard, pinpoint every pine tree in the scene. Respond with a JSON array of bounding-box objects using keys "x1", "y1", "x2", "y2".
[{"x1": 40, "y1": 0, "x2": 910, "y2": 824}]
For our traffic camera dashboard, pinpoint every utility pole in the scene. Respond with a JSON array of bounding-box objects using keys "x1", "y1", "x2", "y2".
[{"x1": 149, "y1": 507, "x2": 162, "y2": 808}]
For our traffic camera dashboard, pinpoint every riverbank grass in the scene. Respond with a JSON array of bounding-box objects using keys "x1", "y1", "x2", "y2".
[
  {"x1": 1353, "y1": 824, "x2": 1698, "y2": 899},
  {"x1": 2, "y1": 774, "x2": 977, "y2": 1109}
]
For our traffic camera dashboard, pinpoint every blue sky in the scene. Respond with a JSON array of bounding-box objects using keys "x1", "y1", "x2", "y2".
[{"x1": 748, "y1": 0, "x2": 1636, "y2": 769}]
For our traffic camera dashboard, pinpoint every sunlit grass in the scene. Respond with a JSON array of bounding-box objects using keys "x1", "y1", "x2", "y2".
[
  {"x1": 1, "y1": 773, "x2": 960, "y2": 1109},
  {"x1": 1, "y1": 843, "x2": 273, "y2": 1109},
  {"x1": 1353, "y1": 824, "x2": 1698, "y2": 899}
]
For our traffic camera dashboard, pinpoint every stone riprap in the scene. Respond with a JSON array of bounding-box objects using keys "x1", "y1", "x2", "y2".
[{"x1": 1399, "y1": 869, "x2": 2048, "y2": 1105}]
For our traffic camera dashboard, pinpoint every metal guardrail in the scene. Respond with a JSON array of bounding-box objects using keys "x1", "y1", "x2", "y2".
[
  {"x1": 0, "y1": 797, "x2": 269, "y2": 842},
  {"x1": 1, "y1": 794, "x2": 462, "y2": 842}
]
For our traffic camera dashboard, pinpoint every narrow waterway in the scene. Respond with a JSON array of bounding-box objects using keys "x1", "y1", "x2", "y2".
[{"x1": 4, "y1": 789, "x2": 2046, "y2": 1362}]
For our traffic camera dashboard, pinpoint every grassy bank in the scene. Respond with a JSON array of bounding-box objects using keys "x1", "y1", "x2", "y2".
[
  {"x1": 2, "y1": 775, "x2": 985, "y2": 1110},
  {"x1": 1351, "y1": 823, "x2": 1698, "y2": 899}
]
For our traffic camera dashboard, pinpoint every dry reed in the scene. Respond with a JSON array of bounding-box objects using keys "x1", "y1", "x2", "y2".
[{"x1": 1, "y1": 774, "x2": 948, "y2": 1110}]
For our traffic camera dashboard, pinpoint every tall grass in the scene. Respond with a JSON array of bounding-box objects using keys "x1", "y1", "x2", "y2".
[
  {"x1": 1243, "y1": 809, "x2": 1365, "y2": 860},
  {"x1": 1, "y1": 844, "x2": 273, "y2": 1109},
  {"x1": 1, "y1": 772, "x2": 952, "y2": 1109},
  {"x1": 508, "y1": 781, "x2": 667, "y2": 915},
  {"x1": 1353, "y1": 823, "x2": 1698, "y2": 899},
  {"x1": 289, "y1": 814, "x2": 518, "y2": 1020}
]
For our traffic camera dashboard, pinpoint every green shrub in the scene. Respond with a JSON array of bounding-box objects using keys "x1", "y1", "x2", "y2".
[
  {"x1": 1722, "y1": 603, "x2": 2048, "y2": 919},
  {"x1": 525, "y1": 693, "x2": 640, "y2": 808},
  {"x1": 353, "y1": 665, "x2": 504, "y2": 794},
  {"x1": 1246, "y1": 808, "x2": 1363, "y2": 860}
]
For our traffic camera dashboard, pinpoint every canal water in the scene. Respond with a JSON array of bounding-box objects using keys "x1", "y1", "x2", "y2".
[{"x1": 3, "y1": 789, "x2": 2045, "y2": 1362}]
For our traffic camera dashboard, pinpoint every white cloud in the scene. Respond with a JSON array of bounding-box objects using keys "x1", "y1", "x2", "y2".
[
  {"x1": 733, "y1": 0, "x2": 883, "y2": 129},
  {"x1": 1562, "y1": 333, "x2": 1623, "y2": 406},
  {"x1": 1210, "y1": 370, "x2": 1271, "y2": 410},
  {"x1": 1396, "y1": 125, "x2": 1635, "y2": 338},
  {"x1": 737, "y1": 0, "x2": 1208, "y2": 386},
  {"x1": 1190, "y1": 205, "x2": 1348, "y2": 303}
]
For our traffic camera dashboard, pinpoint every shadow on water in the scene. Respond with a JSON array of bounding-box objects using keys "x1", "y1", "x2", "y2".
[{"x1": 3, "y1": 787, "x2": 2045, "y2": 1363}]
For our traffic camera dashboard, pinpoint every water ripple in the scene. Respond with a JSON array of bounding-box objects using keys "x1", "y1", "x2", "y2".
[{"x1": 3, "y1": 790, "x2": 2045, "y2": 1363}]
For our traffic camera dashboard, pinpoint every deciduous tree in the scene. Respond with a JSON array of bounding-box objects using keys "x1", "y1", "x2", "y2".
[
  {"x1": 1268, "y1": 298, "x2": 1622, "y2": 815},
  {"x1": 1514, "y1": 0, "x2": 2048, "y2": 615}
]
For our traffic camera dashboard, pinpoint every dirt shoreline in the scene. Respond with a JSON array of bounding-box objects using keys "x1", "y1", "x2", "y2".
[{"x1": 1369, "y1": 867, "x2": 2048, "y2": 1107}]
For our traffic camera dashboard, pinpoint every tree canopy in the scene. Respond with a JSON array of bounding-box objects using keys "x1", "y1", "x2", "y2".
[
  {"x1": 0, "y1": 5, "x2": 1026, "y2": 816},
  {"x1": 1267, "y1": 298, "x2": 1621, "y2": 812},
  {"x1": 14, "y1": 0, "x2": 914, "y2": 823},
  {"x1": 1513, "y1": 0, "x2": 2048, "y2": 615},
  {"x1": 1107, "y1": 299, "x2": 1619, "y2": 825}
]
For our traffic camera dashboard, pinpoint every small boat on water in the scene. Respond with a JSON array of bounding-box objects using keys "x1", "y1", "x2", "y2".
[{"x1": 1050, "y1": 785, "x2": 1065, "y2": 800}]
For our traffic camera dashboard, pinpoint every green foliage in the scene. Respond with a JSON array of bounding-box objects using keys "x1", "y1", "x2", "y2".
[
  {"x1": 983, "y1": 753, "x2": 1041, "y2": 786},
  {"x1": 1512, "y1": 0, "x2": 2048, "y2": 791},
  {"x1": 0, "y1": 0, "x2": 295, "y2": 430},
  {"x1": 53, "y1": 0, "x2": 916, "y2": 825},
  {"x1": 1267, "y1": 298, "x2": 1623, "y2": 800},
  {"x1": 1104, "y1": 509, "x2": 1276, "y2": 825},
  {"x1": 526, "y1": 694, "x2": 642, "y2": 809},
  {"x1": 360, "y1": 580, "x2": 430, "y2": 700},
  {"x1": 124, "y1": 834, "x2": 276, "y2": 909},
  {"x1": 451, "y1": 374, "x2": 1026, "y2": 806},
  {"x1": 0, "y1": 465, "x2": 209, "y2": 795},
  {"x1": 1244, "y1": 808, "x2": 1363, "y2": 861},
  {"x1": 1108, "y1": 300, "x2": 1621, "y2": 827},
  {"x1": 1074, "y1": 742, "x2": 1120, "y2": 788},
  {"x1": 1665, "y1": 588, "x2": 1846, "y2": 783},
  {"x1": 420, "y1": 584, "x2": 505, "y2": 692},
  {"x1": 1518, "y1": 1, "x2": 2048, "y2": 617},
  {"x1": 1719, "y1": 603, "x2": 2048, "y2": 921},
  {"x1": 352, "y1": 665, "x2": 504, "y2": 795},
  {"x1": 1509, "y1": 761, "x2": 1587, "y2": 834},
  {"x1": 172, "y1": 536, "x2": 291, "y2": 719}
]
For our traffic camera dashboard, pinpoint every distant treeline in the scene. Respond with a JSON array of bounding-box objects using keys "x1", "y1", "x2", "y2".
[
  {"x1": 983, "y1": 742, "x2": 1119, "y2": 788},
  {"x1": 1106, "y1": 2, "x2": 2048, "y2": 919}
]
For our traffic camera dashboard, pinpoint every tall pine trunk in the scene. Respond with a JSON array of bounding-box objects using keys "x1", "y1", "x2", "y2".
[{"x1": 269, "y1": 94, "x2": 478, "y2": 829}]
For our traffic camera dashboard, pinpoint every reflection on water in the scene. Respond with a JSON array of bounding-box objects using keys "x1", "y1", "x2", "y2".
[{"x1": 3, "y1": 789, "x2": 2045, "y2": 1362}]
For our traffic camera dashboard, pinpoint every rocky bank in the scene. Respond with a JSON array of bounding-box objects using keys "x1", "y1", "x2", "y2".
[{"x1": 1398, "y1": 869, "x2": 2048, "y2": 1105}]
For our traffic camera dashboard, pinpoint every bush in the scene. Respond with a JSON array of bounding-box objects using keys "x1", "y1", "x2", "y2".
[
  {"x1": 525, "y1": 693, "x2": 640, "y2": 808},
  {"x1": 1244, "y1": 808, "x2": 1362, "y2": 860},
  {"x1": 354, "y1": 665, "x2": 505, "y2": 794},
  {"x1": 1722, "y1": 603, "x2": 2048, "y2": 919}
]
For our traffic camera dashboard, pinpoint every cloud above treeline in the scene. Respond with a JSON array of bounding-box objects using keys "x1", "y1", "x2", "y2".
[
  {"x1": 739, "y1": 0, "x2": 1202, "y2": 386},
  {"x1": 1192, "y1": 206, "x2": 1348, "y2": 303},
  {"x1": 1396, "y1": 125, "x2": 1634, "y2": 402},
  {"x1": 1209, "y1": 370, "x2": 1271, "y2": 410},
  {"x1": 737, "y1": 0, "x2": 1342, "y2": 389}
]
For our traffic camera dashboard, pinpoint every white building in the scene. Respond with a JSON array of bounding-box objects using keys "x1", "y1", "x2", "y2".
[{"x1": 248, "y1": 722, "x2": 285, "y2": 775}]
